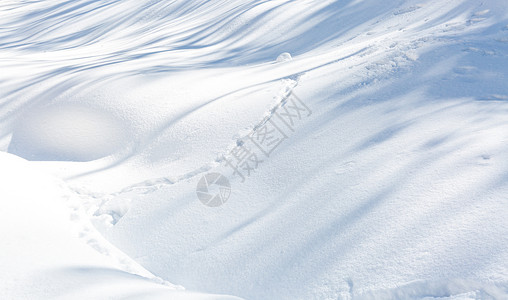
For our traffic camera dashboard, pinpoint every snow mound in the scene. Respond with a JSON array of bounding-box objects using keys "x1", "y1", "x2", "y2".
[
  {"x1": 276, "y1": 52, "x2": 293, "y2": 63},
  {"x1": 8, "y1": 103, "x2": 131, "y2": 161},
  {"x1": 0, "y1": 152, "x2": 243, "y2": 299}
]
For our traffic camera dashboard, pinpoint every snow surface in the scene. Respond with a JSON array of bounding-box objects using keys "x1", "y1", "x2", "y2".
[
  {"x1": 0, "y1": 152, "x2": 240, "y2": 300},
  {"x1": 1, "y1": 0, "x2": 508, "y2": 299}
]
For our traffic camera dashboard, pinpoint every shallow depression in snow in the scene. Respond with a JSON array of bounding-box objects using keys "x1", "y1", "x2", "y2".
[{"x1": 8, "y1": 103, "x2": 131, "y2": 162}]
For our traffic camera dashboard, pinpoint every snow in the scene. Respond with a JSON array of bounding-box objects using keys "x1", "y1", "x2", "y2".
[
  {"x1": 1, "y1": 0, "x2": 508, "y2": 299},
  {"x1": 0, "y1": 152, "x2": 240, "y2": 300},
  {"x1": 9, "y1": 103, "x2": 131, "y2": 161}
]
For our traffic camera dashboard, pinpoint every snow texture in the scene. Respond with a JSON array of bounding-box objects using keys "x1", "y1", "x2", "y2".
[{"x1": 1, "y1": 0, "x2": 508, "y2": 299}]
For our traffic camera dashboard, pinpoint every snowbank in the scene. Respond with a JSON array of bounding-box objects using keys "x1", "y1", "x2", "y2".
[
  {"x1": 1, "y1": 0, "x2": 508, "y2": 299},
  {"x1": 0, "y1": 152, "x2": 242, "y2": 299}
]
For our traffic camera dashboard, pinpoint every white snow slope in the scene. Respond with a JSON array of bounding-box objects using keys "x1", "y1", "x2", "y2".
[{"x1": 1, "y1": 0, "x2": 508, "y2": 299}]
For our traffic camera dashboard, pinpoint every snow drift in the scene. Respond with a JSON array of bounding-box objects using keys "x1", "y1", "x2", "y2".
[{"x1": 1, "y1": 0, "x2": 508, "y2": 299}]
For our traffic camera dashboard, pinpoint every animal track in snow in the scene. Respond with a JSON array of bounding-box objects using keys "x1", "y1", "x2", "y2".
[
  {"x1": 73, "y1": 54, "x2": 302, "y2": 228},
  {"x1": 393, "y1": 5, "x2": 423, "y2": 16}
]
